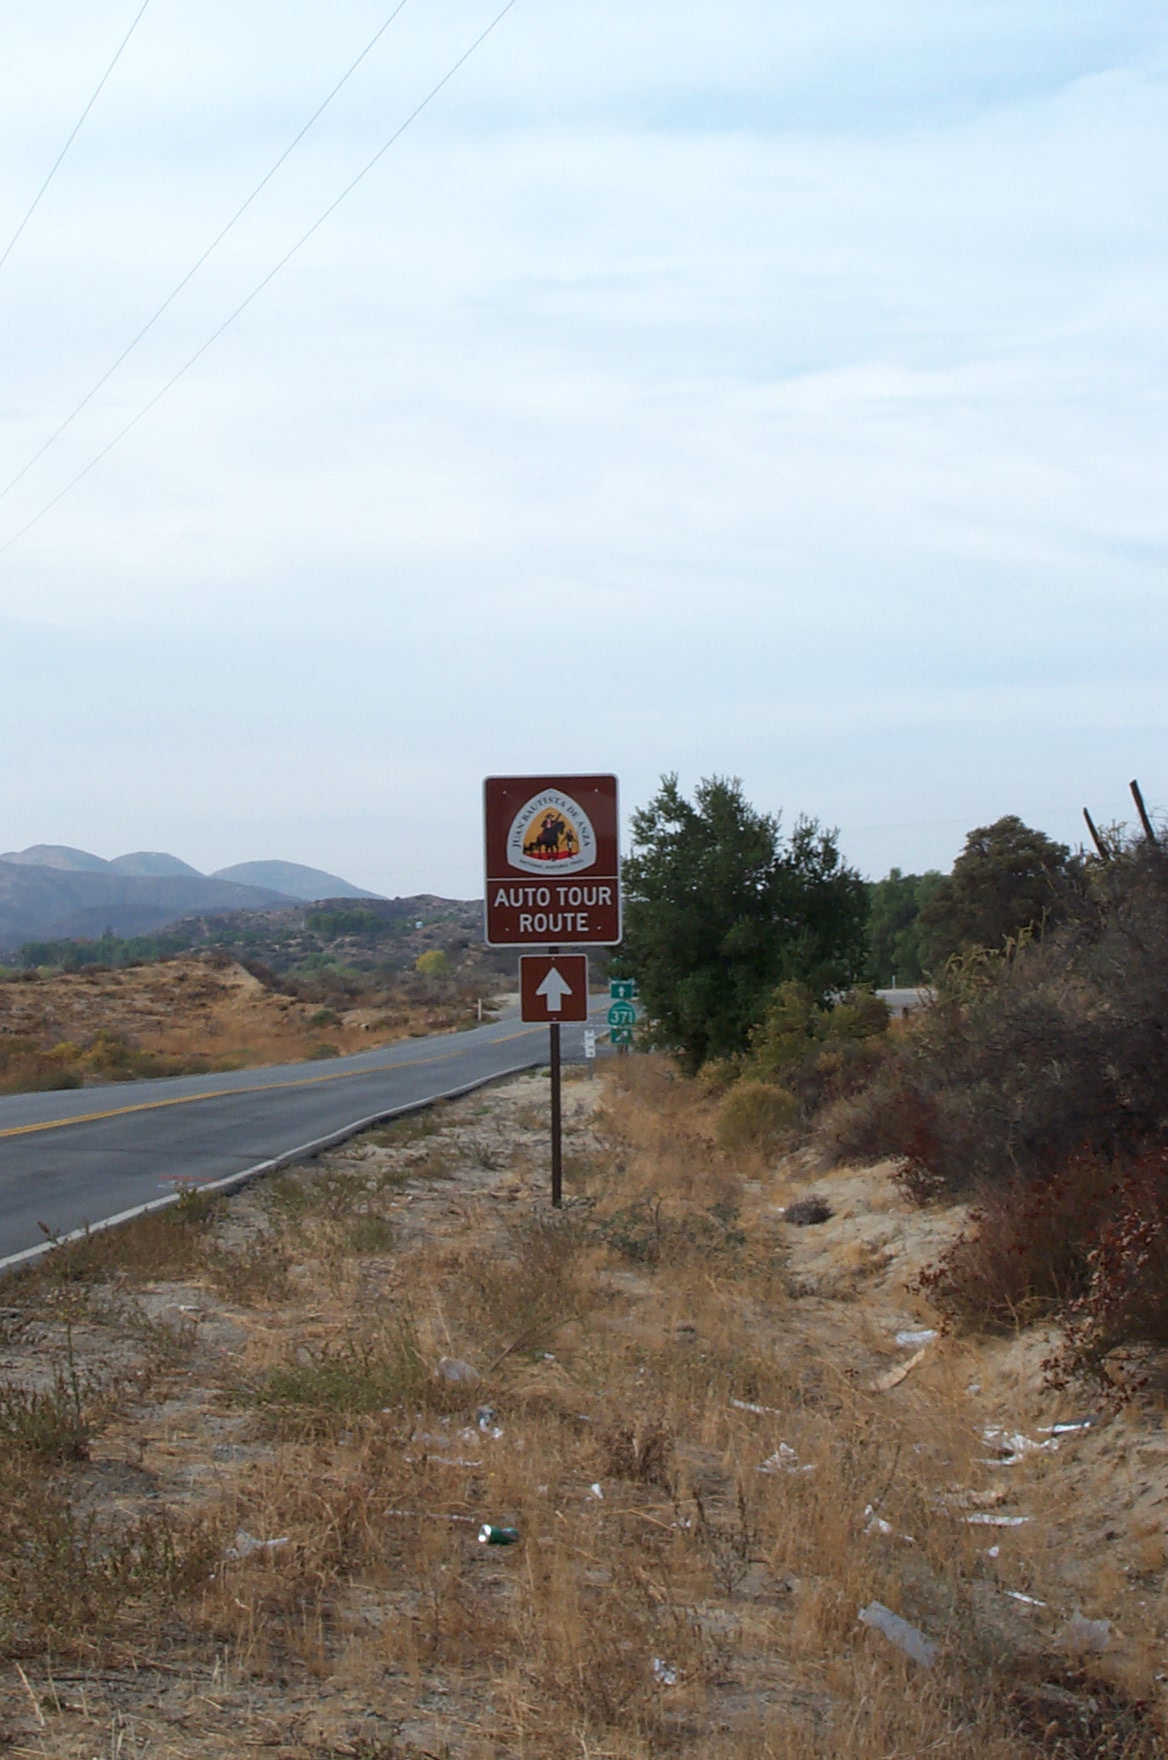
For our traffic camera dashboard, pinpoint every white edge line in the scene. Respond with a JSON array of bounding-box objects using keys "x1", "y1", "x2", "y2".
[{"x1": 0, "y1": 1057, "x2": 545, "y2": 1278}]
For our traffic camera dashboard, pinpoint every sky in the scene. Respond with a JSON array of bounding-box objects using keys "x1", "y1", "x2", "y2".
[{"x1": 1, "y1": 0, "x2": 1165, "y2": 897}]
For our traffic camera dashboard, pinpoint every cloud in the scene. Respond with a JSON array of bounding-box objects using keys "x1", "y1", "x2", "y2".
[{"x1": 0, "y1": 1, "x2": 1164, "y2": 887}]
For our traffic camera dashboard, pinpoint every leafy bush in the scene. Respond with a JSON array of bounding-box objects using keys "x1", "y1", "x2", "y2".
[
  {"x1": 620, "y1": 774, "x2": 869, "y2": 1072},
  {"x1": 817, "y1": 840, "x2": 1168, "y2": 1197},
  {"x1": 915, "y1": 814, "x2": 1075, "y2": 967},
  {"x1": 715, "y1": 1081, "x2": 797, "y2": 1150},
  {"x1": 415, "y1": 948, "x2": 452, "y2": 978},
  {"x1": 305, "y1": 908, "x2": 394, "y2": 938},
  {"x1": 867, "y1": 867, "x2": 945, "y2": 986},
  {"x1": 15, "y1": 928, "x2": 196, "y2": 970}
]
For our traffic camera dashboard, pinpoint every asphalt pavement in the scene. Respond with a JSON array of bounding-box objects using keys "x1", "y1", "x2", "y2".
[{"x1": 0, "y1": 998, "x2": 609, "y2": 1267}]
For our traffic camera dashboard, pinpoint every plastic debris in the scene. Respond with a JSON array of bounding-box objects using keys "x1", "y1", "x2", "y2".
[
  {"x1": 1005, "y1": 1590, "x2": 1047, "y2": 1607},
  {"x1": 759, "y1": 1444, "x2": 815, "y2": 1476},
  {"x1": 1062, "y1": 1611, "x2": 1110, "y2": 1655},
  {"x1": 895, "y1": 1329, "x2": 938, "y2": 1348},
  {"x1": 862, "y1": 1505, "x2": 915, "y2": 1543},
  {"x1": 982, "y1": 1427, "x2": 1058, "y2": 1465},
  {"x1": 858, "y1": 1601, "x2": 937, "y2": 1667},
  {"x1": 965, "y1": 1513, "x2": 1031, "y2": 1527},
  {"x1": 870, "y1": 1347, "x2": 928, "y2": 1392},
  {"x1": 477, "y1": 1406, "x2": 499, "y2": 1432},
  {"x1": 478, "y1": 1524, "x2": 520, "y2": 1546},
  {"x1": 986, "y1": 1545, "x2": 1001, "y2": 1559},
  {"x1": 731, "y1": 1398, "x2": 782, "y2": 1416},
  {"x1": 227, "y1": 1531, "x2": 289, "y2": 1560},
  {"x1": 652, "y1": 1658, "x2": 678, "y2": 1686},
  {"x1": 436, "y1": 1356, "x2": 480, "y2": 1384},
  {"x1": 589, "y1": 1482, "x2": 604, "y2": 1499},
  {"x1": 1038, "y1": 1418, "x2": 1096, "y2": 1435}
]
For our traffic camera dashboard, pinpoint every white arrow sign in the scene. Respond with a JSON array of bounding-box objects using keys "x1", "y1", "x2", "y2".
[{"x1": 536, "y1": 966, "x2": 574, "y2": 1012}]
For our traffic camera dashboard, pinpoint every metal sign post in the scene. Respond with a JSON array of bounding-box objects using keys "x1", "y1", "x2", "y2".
[
  {"x1": 549, "y1": 1017, "x2": 563, "y2": 1206},
  {"x1": 484, "y1": 775, "x2": 622, "y2": 1207}
]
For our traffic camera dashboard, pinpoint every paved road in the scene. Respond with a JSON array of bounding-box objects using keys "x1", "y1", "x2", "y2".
[{"x1": 0, "y1": 1000, "x2": 609, "y2": 1267}]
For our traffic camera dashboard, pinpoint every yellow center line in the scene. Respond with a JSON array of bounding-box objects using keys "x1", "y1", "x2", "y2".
[{"x1": 0, "y1": 1025, "x2": 545, "y2": 1142}]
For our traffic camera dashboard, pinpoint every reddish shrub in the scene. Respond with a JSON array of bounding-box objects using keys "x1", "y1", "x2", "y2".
[
  {"x1": 916, "y1": 1153, "x2": 1121, "y2": 1333},
  {"x1": 1047, "y1": 1149, "x2": 1168, "y2": 1401}
]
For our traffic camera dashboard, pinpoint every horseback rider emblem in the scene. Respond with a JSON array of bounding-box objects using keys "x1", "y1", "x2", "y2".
[{"x1": 507, "y1": 788, "x2": 597, "y2": 876}]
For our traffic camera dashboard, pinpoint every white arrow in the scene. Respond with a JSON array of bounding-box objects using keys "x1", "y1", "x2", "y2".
[{"x1": 536, "y1": 966, "x2": 573, "y2": 1012}]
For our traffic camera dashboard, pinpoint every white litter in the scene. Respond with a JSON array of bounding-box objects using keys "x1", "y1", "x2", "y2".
[
  {"x1": 1005, "y1": 1590, "x2": 1047, "y2": 1607},
  {"x1": 1062, "y1": 1611, "x2": 1110, "y2": 1655},
  {"x1": 858, "y1": 1601, "x2": 937, "y2": 1667},
  {"x1": 986, "y1": 1545, "x2": 1001, "y2": 1558},
  {"x1": 589, "y1": 1482, "x2": 604, "y2": 1499},
  {"x1": 227, "y1": 1531, "x2": 289, "y2": 1560},
  {"x1": 652, "y1": 1658, "x2": 678, "y2": 1686},
  {"x1": 731, "y1": 1398, "x2": 782, "y2": 1416},
  {"x1": 1038, "y1": 1418, "x2": 1096, "y2": 1435},
  {"x1": 862, "y1": 1504, "x2": 915, "y2": 1543},
  {"x1": 965, "y1": 1514, "x2": 1031, "y2": 1527},
  {"x1": 759, "y1": 1444, "x2": 815, "y2": 1476},
  {"x1": 982, "y1": 1427, "x2": 1058, "y2": 1465},
  {"x1": 895, "y1": 1329, "x2": 938, "y2": 1348},
  {"x1": 435, "y1": 1356, "x2": 480, "y2": 1384}
]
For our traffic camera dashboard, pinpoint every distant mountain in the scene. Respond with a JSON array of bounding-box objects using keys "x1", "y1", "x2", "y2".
[
  {"x1": 0, "y1": 864, "x2": 296, "y2": 952},
  {"x1": 212, "y1": 861, "x2": 381, "y2": 901},
  {"x1": 107, "y1": 851, "x2": 204, "y2": 878},
  {"x1": 0, "y1": 844, "x2": 111, "y2": 872}
]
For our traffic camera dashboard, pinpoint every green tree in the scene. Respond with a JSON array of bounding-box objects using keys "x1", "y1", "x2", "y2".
[
  {"x1": 619, "y1": 775, "x2": 869, "y2": 1071},
  {"x1": 867, "y1": 868, "x2": 945, "y2": 986},
  {"x1": 918, "y1": 815, "x2": 1072, "y2": 967}
]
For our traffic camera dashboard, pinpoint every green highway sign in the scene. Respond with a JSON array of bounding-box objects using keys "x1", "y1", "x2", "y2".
[
  {"x1": 609, "y1": 1026, "x2": 635, "y2": 1046},
  {"x1": 610, "y1": 979, "x2": 637, "y2": 1001},
  {"x1": 608, "y1": 1001, "x2": 636, "y2": 1028}
]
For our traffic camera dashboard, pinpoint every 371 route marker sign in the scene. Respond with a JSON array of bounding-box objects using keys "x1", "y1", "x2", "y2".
[
  {"x1": 520, "y1": 954, "x2": 589, "y2": 1024},
  {"x1": 484, "y1": 774, "x2": 621, "y2": 947}
]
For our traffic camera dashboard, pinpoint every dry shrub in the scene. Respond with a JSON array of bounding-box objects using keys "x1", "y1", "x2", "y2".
[
  {"x1": 715, "y1": 1079, "x2": 798, "y2": 1150},
  {"x1": 1048, "y1": 1147, "x2": 1168, "y2": 1401},
  {"x1": 600, "y1": 1418, "x2": 674, "y2": 1489},
  {"x1": 818, "y1": 844, "x2": 1168, "y2": 1197},
  {"x1": 917, "y1": 1153, "x2": 1121, "y2": 1333},
  {"x1": 456, "y1": 1213, "x2": 588, "y2": 1356},
  {"x1": 241, "y1": 1319, "x2": 429, "y2": 1433},
  {"x1": 0, "y1": 1453, "x2": 220, "y2": 1656}
]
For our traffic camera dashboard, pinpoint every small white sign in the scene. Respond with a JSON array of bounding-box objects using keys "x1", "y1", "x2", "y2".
[{"x1": 583, "y1": 1028, "x2": 597, "y2": 1059}]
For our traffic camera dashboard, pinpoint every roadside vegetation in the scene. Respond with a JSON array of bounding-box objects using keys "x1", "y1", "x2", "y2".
[
  {"x1": 0, "y1": 950, "x2": 499, "y2": 1095},
  {"x1": 1, "y1": 1069, "x2": 1163, "y2": 1757}
]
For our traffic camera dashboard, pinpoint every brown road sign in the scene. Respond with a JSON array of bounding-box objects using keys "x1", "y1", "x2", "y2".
[
  {"x1": 484, "y1": 774, "x2": 620, "y2": 947},
  {"x1": 520, "y1": 954, "x2": 589, "y2": 1023}
]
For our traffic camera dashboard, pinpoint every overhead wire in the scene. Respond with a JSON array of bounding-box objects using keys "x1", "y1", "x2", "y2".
[
  {"x1": 0, "y1": 0, "x2": 154, "y2": 275},
  {"x1": 0, "y1": 0, "x2": 520, "y2": 562},
  {"x1": 0, "y1": 0, "x2": 417, "y2": 505}
]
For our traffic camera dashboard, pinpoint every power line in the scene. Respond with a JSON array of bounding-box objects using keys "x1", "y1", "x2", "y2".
[
  {"x1": 0, "y1": 0, "x2": 154, "y2": 275},
  {"x1": 0, "y1": 0, "x2": 520, "y2": 563},
  {"x1": 0, "y1": 0, "x2": 417, "y2": 506}
]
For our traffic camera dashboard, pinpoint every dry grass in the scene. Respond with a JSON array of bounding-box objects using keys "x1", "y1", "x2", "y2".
[
  {"x1": 0, "y1": 1062, "x2": 1164, "y2": 1756},
  {"x1": 0, "y1": 955, "x2": 490, "y2": 1092}
]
